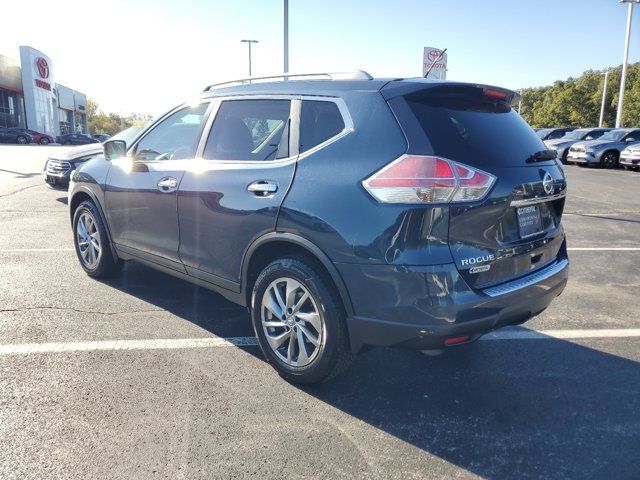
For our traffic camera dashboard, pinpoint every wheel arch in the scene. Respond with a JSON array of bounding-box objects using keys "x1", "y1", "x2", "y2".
[
  {"x1": 242, "y1": 233, "x2": 354, "y2": 318},
  {"x1": 69, "y1": 187, "x2": 117, "y2": 258}
]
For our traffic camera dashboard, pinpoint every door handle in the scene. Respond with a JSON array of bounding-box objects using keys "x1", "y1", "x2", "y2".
[
  {"x1": 157, "y1": 176, "x2": 178, "y2": 193},
  {"x1": 247, "y1": 180, "x2": 278, "y2": 196}
]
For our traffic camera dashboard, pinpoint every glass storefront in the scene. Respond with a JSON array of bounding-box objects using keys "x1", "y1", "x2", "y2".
[
  {"x1": 0, "y1": 89, "x2": 25, "y2": 129},
  {"x1": 59, "y1": 108, "x2": 73, "y2": 134}
]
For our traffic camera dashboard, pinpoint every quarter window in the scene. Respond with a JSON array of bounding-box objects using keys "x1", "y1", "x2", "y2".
[
  {"x1": 299, "y1": 100, "x2": 345, "y2": 153},
  {"x1": 203, "y1": 99, "x2": 291, "y2": 161},
  {"x1": 134, "y1": 103, "x2": 209, "y2": 161}
]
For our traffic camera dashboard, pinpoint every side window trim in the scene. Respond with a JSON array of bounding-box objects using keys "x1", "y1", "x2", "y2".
[
  {"x1": 196, "y1": 94, "x2": 301, "y2": 164},
  {"x1": 128, "y1": 100, "x2": 213, "y2": 160},
  {"x1": 297, "y1": 96, "x2": 353, "y2": 160}
]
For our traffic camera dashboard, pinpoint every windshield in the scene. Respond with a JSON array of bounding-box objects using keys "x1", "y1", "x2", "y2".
[
  {"x1": 599, "y1": 129, "x2": 627, "y2": 141},
  {"x1": 535, "y1": 129, "x2": 552, "y2": 138},
  {"x1": 563, "y1": 129, "x2": 589, "y2": 140},
  {"x1": 111, "y1": 126, "x2": 143, "y2": 145}
]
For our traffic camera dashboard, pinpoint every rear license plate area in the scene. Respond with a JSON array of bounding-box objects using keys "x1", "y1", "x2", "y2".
[{"x1": 517, "y1": 205, "x2": 543, "y2": 238}]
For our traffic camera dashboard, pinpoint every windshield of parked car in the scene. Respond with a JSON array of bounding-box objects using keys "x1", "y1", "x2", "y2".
[
  {"x1": 598, "y1": 129, "x2": 627, "y2": 141},
  {"x1": 110, "y1": 126, "x2": 143, "y2": 145},
  {"x1": 535, "y1": 128, "x2": 552, "y2": 138},
  {"x1": 562, "y1": 129, "x2": 589, "y2": 140}
]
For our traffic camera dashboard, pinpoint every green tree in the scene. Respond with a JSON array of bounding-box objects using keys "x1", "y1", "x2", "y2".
[{"x1": 87, "y1": 99, "x2": 151, "y2": 136}]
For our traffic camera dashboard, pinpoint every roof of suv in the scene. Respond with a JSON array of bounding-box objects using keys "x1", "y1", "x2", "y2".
[{"x1": 199, "y1": 77, "x2": 519, "y2": 103}]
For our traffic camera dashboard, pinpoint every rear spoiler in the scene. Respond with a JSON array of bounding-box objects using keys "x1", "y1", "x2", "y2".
[{"x1": 381, "y1": 79, "x2": 521, "y2": 107}]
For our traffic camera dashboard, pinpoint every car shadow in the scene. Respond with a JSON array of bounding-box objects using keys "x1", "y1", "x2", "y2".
[
  {"x1": 0, "y1": 168, "x2": 41, "y2": 178},
  {"x1": 56, "y1": 196, "x2": 68, "y2": 205},
  {"x1": 104, "y1": 261, "x2": 640, "y2": 478}
]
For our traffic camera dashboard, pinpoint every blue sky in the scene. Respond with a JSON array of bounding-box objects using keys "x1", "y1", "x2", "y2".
[{"x1": 2, "y1": 0, "x2": 639, "y2": 115}]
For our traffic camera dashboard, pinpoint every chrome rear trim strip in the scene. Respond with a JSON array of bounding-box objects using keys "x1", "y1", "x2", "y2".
[
  {"x1": 510, "y1": 191, "x2": 566, "y2": 207},
  {"x1": 483, "y1": 259, "x2": 568, "y2": 297}
]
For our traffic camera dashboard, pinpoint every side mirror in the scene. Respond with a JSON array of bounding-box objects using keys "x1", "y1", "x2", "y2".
[{"x1": 104, "y1": 140, "x2": 127, "y2": 160}]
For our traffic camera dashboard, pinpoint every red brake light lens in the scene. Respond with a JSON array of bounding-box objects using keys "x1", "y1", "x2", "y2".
[{"x1": 363, "y1": 155, "x2": 495, "y2": 204}]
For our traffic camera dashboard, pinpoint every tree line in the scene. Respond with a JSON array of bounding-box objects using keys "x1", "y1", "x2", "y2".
[
  {"x1": 86, "y1": 99, "x2": 153, "y2": 136},
  {"x1": 519, "y1": 62, "x2": 640, "y2": 128}
]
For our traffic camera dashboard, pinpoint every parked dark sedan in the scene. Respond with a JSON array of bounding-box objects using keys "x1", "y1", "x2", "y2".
[
  {"x1": 92, "y1": 134, "x2": 111, "y2": 143},
  {"x1": 11, "y1": 128, "x2": 54, "y2": 145},
  {"x1": 57, "y1": 133, "x2": 100, "y2": 145},
  {"x1": 544, "y1": 128, "x2": 611, "y2": 163},
  {"x1": 0, "y1": 128, "x2": 34, "y2": 144},
  {"x1": 535, "y1": 127, "x2": 576, "y2": 141}
]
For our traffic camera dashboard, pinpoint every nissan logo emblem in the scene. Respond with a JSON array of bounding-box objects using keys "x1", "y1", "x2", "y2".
[{"x1": 542, "y1": 172, "x2": 554, "y2": 195}]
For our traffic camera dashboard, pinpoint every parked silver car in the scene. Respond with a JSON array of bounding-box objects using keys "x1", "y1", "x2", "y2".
[
  {"x1": 566, "y1": 128, "x2": 640, "y2": 168},
  {"x1": 620, "y1": 144, "x2": 640, "y2": 170}
]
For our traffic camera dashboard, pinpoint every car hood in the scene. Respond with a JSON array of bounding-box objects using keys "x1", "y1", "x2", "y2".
[
  {"x1": 49, "y1": 143, "x2": 103, "y2": 161},
  {"x1": 545, "y1": 139, "x2": 576, "y2": 148},
  {"x1": 576, "y1": 139, "x2": 621, "y2": 150}
]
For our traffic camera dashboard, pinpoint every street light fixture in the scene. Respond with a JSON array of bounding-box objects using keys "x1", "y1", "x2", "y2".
[
  {"x1": 241, "y1": 39, "x2": 259, "y2": 78},
  {"x1": 616, "y1": 0, "x2": 640, "y2": 127}
]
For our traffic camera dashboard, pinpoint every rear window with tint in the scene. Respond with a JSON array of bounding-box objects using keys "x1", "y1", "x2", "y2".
[
  {"x1": 299, "y1": 100, "x2": 345, "y2": 153},
  {"x1": 403, "y1": 88, "x2": 546, "y2": 168}
]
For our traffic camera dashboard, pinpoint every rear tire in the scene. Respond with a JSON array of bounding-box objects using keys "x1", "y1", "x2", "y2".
[
  {"x1": 251, "y1": 258, "x2": 353, "y2": 384},
  {"x1": 72, "y1": 200, "x2": 121, "y2": 278},
  {"x1": 39, "y1": 137, "x2": 49, "y2": 145}
]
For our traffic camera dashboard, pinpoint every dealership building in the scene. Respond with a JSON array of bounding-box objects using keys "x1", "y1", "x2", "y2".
[{"x1": 0, "y1": 46, "x2": 88, "y2": 137}]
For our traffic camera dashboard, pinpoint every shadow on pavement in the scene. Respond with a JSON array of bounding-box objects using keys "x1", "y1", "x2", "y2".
[{"x1": 105, "y1": 261, "x2": 640, "y2": 478}]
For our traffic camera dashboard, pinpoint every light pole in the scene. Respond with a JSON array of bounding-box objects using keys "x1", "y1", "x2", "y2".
[
  {"x1": 600, "y1": 70, "x2": 610, "y2": 128},
  {"x1": 616, "y1": 0, "x2": 639, "y2": 127},
  {"x1": 241, "y1": 39, "x2": 259, "y2": 78},
  {"x1": 283, "y1": 0, "x2": 289, "y2": 75}
]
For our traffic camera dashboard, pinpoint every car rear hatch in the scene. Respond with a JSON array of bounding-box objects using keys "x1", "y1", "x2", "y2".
[{"x1": 383, "y1": 82, "x2": 567, "y2": 290}]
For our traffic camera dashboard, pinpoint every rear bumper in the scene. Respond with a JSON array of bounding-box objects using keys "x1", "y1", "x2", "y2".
[{"x1": 339, "y1": 249, "x2": 569, "y2": 352}]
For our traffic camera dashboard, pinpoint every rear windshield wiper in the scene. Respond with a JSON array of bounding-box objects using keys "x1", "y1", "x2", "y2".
[{"x1": 526, "y1": 149, "x2": 557, "y2": 163}]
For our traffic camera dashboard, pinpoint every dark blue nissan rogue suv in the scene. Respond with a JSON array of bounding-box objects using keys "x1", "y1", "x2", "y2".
[{"x1": 68, "y1": 71, "x2": 568, "y2": 383}]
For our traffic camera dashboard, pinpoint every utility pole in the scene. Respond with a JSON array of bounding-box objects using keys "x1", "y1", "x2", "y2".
[
  {"x1": 283, "y1": 0, "x2": 289, "y2": 75},
  {"x1": 616, "y1": 0, "x2": 639, "y2": 127},
  {"x1": 600, "y1": 70, "x2": 610, "y2": 128},
  {"x1": 241, "y1": 39, "x2": 259, "y2": 78}
]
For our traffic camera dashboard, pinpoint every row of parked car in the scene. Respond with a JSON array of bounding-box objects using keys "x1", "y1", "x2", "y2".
[
  {"x1": 535, "y1": 127, "x2": 640, "y2": 169},
  {"x1": 43, "y1": 126, "x2": 140, "y2": 188},
  {"x1": 0, "y1": 127, "x2": 111, "y2": 146}
]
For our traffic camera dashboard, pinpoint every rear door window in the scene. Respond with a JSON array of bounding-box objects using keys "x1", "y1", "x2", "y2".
[
  {"x1": 299, "y1": 100, "x2": 345, "y2": 153},
  {"x1": 399, "y1": 87, "x2": 547, "y2": 168},
  {"x1": 203, "y1": 99, "x2": 291, "y2": 161}
]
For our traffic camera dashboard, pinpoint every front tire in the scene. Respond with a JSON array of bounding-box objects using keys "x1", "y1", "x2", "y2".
[
  {"x1": 16, "y1": 136, "x2": 27, "y2": 144},
  {"x1": 251, "y1": 258, "x2": 353, "y2": 384},
  {"x1": 601, "y1": 151, "x2": 619, "y2": 168},
  {"x1": 39, "y1": 137, "x2": 49, "y2": 145},
  {"x1": 72, "y1": 200, "x2": 120, "y2": 277}
]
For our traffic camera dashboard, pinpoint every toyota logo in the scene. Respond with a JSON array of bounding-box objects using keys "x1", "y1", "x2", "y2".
[
  {"x1": 427, "y1": 50, "x2": 442, "y2": 62},
  {"x1": 542, "y1": 172, "x2": 554, "y2": 195},
  {"x1": 35, "y1": 57, "x2": 49, "y2": 79}
]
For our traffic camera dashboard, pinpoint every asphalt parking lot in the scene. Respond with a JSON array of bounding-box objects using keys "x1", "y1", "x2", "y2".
[{"x1": 1, "y1": 146, "x2": 639, "y2": 479}]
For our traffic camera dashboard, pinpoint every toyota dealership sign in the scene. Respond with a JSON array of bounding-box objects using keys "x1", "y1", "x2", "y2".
[{"x1": 423, "y1": 47, "x2": 447, "y2": 80}]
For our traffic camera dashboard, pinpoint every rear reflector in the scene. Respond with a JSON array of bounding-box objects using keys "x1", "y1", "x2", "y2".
[
  {"x1": 444, "y1": 335, "x2": 471, "y2": 346},
  {"x1": 363, "y1": 155, "x2": 495, "y2": 204}
]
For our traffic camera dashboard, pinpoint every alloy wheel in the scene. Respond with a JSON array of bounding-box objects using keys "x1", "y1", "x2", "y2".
[
  {"x1": 603, "y1": 153, "x2": 617, "y2": 168},
  {"x1": 261, "y1": 277, "x2": 324, "y2": 367},
  {"x1": 17, "y1": 136, "x2": 26, "y2": 144},
  {"x1": 76, "y1": 212, "x2": 102, "y2": 269}
]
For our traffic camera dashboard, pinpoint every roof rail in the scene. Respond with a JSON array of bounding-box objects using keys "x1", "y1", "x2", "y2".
[{"x1": 203, "y1": 70, "x2": 373, "y2": 91}]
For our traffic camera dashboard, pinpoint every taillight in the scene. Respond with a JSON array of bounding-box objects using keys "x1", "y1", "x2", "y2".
[{"x1": 362, "y1": 155, "x2": 496, "y2": 204}]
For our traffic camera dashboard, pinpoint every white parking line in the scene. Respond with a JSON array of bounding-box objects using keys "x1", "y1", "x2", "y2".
[
  {"x1": 0, "y1": 329, "x2": 638, "y2": 356},
  {"x1": 567, "y1": 247, "x2": 640, "y2": 251},
  {"x1": 0, "y1": 248, "x2": 74, "y2": 252}
]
